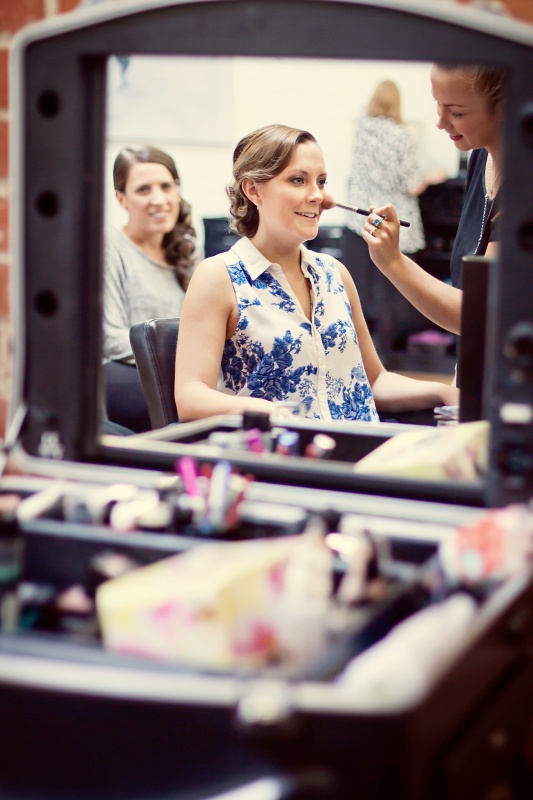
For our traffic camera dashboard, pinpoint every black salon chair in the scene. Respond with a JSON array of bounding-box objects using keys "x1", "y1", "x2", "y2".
[{"x1": 129, "y1": 318, "x2": 180, "y2": 429}]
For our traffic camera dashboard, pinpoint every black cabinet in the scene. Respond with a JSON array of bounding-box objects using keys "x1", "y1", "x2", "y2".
[
  {"x1": 203, "y1": 217, "x2": 239, "y2": 258},
  {"x1": 390, "y1": 177, "x2": 466, "y2": 374},
  {"x1": 417, "y1": 177, "x2": 465, "y2": 281},
  {"x1": 203, "y1": 217, "x2": 348, "y2": 263},
  {"x1": 341, "y1": 179, "x2": 466, "y2": 375}
]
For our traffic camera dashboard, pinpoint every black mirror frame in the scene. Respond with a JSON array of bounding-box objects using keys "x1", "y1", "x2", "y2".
[{"x1": 9, "y1": 0, "x2": 533, "y2": 506}]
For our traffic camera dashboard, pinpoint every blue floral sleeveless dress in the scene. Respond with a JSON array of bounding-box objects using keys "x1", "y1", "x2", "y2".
[{"x1": 216, "y1": 237, "x2": 379, "y2": 422}]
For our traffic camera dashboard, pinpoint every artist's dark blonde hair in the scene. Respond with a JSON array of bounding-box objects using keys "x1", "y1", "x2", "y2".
[
  {"x1": 227, "y1": 124, "x2": 318, "y2": 238},
  {"x1": 367, "y1": 80, "x2": 403, "y2": 125},
  {"x1": 113, "y1": 145, "x2": 197, "y2": 290},
  {"x1": 434, "y1": 64, "x2": 506, "y2": 112}
]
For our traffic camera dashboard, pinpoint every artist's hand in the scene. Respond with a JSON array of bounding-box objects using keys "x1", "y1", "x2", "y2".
[{"x1": 361, "y1": 204, "x2": 402, "y2": 275}]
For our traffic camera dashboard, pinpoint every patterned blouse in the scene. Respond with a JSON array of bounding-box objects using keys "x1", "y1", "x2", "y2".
[
  {"x1": 216, "y1": 237, "x2": 379, "y2": 422},
  {"x1": 346, "y1": 115, "x2": 426, "y2": 254}
]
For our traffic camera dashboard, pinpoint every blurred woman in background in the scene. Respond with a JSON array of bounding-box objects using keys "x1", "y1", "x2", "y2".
[
  {"x1": 347, "y1": 79, "x2": 435, "y2": 258},
  {"x1": 103, "y1": 144, "x2": 197, "y2": 432}
]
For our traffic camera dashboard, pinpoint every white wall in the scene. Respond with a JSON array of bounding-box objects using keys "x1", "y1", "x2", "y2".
[{"x1": 105, "y1": 56, "x2": 460, "y2": 251}]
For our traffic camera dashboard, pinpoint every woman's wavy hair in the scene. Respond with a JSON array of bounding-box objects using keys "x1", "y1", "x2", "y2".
[
  {"x1": 113, "y1": 145, "x2": 197, "y2": 290},
  {"x1": 227, "y1": 124, "x2": 318, "y2": 238},
  {"x1": 434, "y1": 64, "x2": 506, "y2": 112},
  {"x1": 367, "y1": 80, "x2": 403, "y2": 125}
]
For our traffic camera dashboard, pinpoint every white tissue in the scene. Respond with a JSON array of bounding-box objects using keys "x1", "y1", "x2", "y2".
[{"x1": 337, "y1": 593, "x2": 477, "y2": 709}]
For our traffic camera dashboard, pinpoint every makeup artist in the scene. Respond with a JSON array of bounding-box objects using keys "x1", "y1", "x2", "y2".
[
  {"x1": 359, "y1": 64, "x2": 505, "y2": 337},
  {"x1": 174, "y1": 124, "x2": 457, "y2": 423},
  {"x1": 103, "y1": 145, "x2": 197, "y2": 432}
]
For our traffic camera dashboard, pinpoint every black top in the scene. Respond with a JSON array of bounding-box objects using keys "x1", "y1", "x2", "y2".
[{"x1": 450, "y1": 148, "x2": 499, "y2": 289}]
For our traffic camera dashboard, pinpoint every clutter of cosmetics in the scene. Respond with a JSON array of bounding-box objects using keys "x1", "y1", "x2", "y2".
[
  {"x1": 24, "y1": 441, "x2": 334, "y2": 540},
  {"x1": 338, "y1": 502, "x2": 533, "y2": 708},
  {"x1": 15, "y1": 476, "x2": 410, "y2": 667},
  {"x1": 206, "y1": 425, "x2": 337, "y2": 460},
  {"x1": 17, "y1": 547, "x2": 141, "y2": 641},
  {"x1": 95, "y1": 512, "x2": 415, "y2": 672},
  {"x1": 439, "y1": 502, "x2": 533, "y2": 585},
  {"x1": 11, "y1": 473, "x2": 533, "y2": 679}
]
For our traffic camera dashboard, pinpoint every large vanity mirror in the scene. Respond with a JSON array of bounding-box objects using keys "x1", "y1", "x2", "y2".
[
  {"x1": 103, "y1": 54, "x2": 465, "y2": 413},
  {"x1": 10, "y1": 0, "x2": 533, "y2": 507}
]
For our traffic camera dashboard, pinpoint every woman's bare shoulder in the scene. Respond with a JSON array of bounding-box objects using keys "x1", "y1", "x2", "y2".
[
  {"x1": 189, "y1": 254, "x2": 231, "y2": 288},
  {"x1": 334, "y1": 259, "x2": 363, "y2": 307},
  {"x1": 194, "y1": 253, "x2": 228, "y2": 273},
  {"x1": 184, "y1": 255, "x2": 236, "y2": 320},
  {"x1": 330, "y1": 257, "x2": 353, "y2": 287}
]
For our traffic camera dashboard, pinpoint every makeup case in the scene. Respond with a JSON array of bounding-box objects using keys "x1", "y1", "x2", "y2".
[
  {"x1": 0, "y1": 469, "x2": 531, "y2": 800},
  {"x1": 3, "y1": 1, "x2": 533, "y2": 798}
]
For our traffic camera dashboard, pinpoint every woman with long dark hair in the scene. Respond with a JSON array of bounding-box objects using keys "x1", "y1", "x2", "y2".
[{"x1": 103, "y1": 145, "x2": 197, "y2": 432}]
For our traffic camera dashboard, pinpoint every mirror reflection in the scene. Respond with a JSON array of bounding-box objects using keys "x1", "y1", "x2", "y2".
[
  {"x1": 105, "y1": 56, "x2": 460, "y2": 238},
  {"x1": 103, "y1": 56, "x2": 495, "y2": 435}
]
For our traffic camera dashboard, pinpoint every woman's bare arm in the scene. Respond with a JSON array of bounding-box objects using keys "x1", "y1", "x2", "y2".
[{"x1": 174, "y1": 256, "x2": 281, "y2": 422}]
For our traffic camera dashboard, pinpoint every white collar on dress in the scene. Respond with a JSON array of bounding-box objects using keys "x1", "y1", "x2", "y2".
[{"x1": 231, "y1": 237, "x2": 314, "y2": 281}]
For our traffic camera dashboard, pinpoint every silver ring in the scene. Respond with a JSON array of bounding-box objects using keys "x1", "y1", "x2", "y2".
[{"x1": 373, "y1": 217, "x2": 383, "y2": 228}]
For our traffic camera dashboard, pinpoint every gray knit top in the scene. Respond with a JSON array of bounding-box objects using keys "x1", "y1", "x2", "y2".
[{"x1": 103, "y1": 226, "x2": 186, "y2": 364}]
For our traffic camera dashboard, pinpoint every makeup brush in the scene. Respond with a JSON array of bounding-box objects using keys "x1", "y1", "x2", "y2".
[{"x1": 336, "y1": 201, "x2": 411, "y2": 228}]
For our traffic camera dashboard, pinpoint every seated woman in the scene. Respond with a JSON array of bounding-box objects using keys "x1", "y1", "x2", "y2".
[
  {"x1": 174, "y1": 124, "x2": 457, "y2": 423},
  {"x1": 103, "y1": 144, "x2": 197, "y2": 432}
]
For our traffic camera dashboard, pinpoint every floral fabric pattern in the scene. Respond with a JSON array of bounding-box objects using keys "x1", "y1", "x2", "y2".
[{"x1": 216, "y1": 238, "x2": 379, "y2": 422}]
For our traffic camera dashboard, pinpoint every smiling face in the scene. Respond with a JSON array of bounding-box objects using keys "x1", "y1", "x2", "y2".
[
  {"x1": 430, "y1": 66, "x2": 500, "y2": 153},
  {"x1": 116, "y1": 161, "x2": 181, "y2": 242},
  {"x1": 248, "y1": 140, "x2": 327, "y2": 249}
]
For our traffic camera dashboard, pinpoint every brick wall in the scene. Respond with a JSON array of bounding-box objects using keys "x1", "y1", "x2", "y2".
[
  {"x1": 456, "y1": 0, "x2": 533, "y2": 20},
  {"x1": 0, "y1": 0, "x2": 83, "y2": 440}
]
